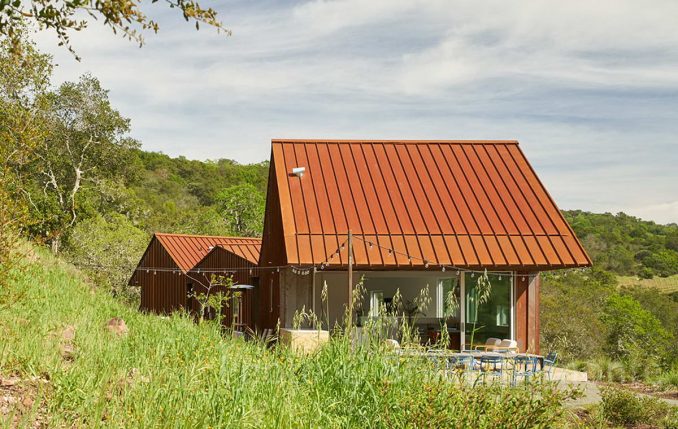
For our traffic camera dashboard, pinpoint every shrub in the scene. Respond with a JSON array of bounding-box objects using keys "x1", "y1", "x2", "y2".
[
  {"x1": 600, "y1": 387, "x2": 678, "y2": 427},
  {"x1": 652, "y1": 370, "x2": 678, "y2": 391},
  {"x1": 64, "y1": 213, "x2": 148, "y2": 302},
  {"x1": 540, "y1": 269, "x2": 615, "y2": 363},
  {"x1": 584, "y1": 357, "x2": 628, "y2": 382},
  {"x1": 601, "y1": 294, "x2": 674, "y2": 377}
]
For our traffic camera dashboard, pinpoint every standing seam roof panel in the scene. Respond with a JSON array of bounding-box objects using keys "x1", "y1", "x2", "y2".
[{"x1": 270, "y1": 140, "x2": 591, "y2": 269}]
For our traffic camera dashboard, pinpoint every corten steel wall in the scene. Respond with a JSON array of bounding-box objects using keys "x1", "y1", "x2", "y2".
[
  {"x1": 514, "y1": 272, "x2": 540, "y2": 354},
  {"x1": 258, "y1": 158, "x2": 285, "y2": 329},
  {"x1": 132, "y1": 237, "x2": 188, "y2": 314},
  {"x1": 191, "y1": 248, "x2": 259, "y2": 330}
]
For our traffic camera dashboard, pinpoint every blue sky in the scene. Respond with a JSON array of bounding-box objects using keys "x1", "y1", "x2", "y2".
[{"x1": 35, "y1": 0, "x2": 678, "y2": 224}]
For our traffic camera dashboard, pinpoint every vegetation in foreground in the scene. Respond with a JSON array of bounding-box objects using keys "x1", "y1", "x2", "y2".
[{"x1": 0, "y1": 246, "x2": 585, "y2": 428}]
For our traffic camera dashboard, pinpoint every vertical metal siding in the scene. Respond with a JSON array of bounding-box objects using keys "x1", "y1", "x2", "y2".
[
  {"x1": 192, "y1": 248, "x2": 259, "y2": 330},
  {"x1": 135, "y1": 237, "x2": 187, "y2": 314}
]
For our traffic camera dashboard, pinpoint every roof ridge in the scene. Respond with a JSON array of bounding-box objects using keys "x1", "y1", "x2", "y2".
[
  {"x1": 271, "y1": 139, "x2": 519, "y2": 145},
  {"x1": 155, "y1": 232, "x2": 261, "y2": 240}
]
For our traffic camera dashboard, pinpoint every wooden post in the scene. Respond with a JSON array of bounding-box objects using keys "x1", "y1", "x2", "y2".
[{"x1": 347, "y1": 230, "x2": 353, "y2": 328}]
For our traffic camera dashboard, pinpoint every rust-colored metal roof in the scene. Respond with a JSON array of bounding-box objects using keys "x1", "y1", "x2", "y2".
[
  {"x1": 269, "y1": 139, "x2": 591, "y2": 270},
  {"x1": 155, "y1": 233, "x2": 261, "y2": 272},
  {"x1": 215, "y1": 243, "x2": 261, "y2": 265}
]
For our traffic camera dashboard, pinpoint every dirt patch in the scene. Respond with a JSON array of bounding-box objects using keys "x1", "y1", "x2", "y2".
[
  {"x1": 0, "y1": 374, "x2": 48, "y2": 428},
  {"x1": 619, "y1": 382, "x2": 678, "y2": 401}
]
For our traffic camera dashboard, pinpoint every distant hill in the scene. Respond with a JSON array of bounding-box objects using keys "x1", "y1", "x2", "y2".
[
  {"x1": 563, "y1": 210, "x2": 678, "y2": 278},
  {"x1": 124, "y1": 153, "x2": 678, "y2": 279}
]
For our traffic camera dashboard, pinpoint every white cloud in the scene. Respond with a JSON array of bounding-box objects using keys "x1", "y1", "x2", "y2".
[{"x1": 30, "y1": 0, "x2": 678, "y2": 224}]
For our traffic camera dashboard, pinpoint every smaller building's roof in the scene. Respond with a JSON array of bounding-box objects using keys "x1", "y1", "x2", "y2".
[
  {"x1": 155, "y1": 233, "x2": 261, "y2": 272},
  {"x1": 215, "y1": 243, "x2": 261, "y2": 265}
]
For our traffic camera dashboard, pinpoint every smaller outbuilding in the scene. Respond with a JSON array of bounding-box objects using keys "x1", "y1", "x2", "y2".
[
  {"x1": 129, "y1": 233, "x2": 261, "y2": 330},
  {"x1": 189, "y1": 242, "x2": 261, "y2": 330}
]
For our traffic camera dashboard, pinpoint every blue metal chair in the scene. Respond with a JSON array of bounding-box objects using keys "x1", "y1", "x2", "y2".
[
  {"x1": 512, "y1": 355, "x2": 538, "y2": 385},
  {"x1": 479, "y1": 355, "x2": 504, "y2": 384},
  {"x1": 543, "y1": 352, "x2": 558, "y2": 380}
]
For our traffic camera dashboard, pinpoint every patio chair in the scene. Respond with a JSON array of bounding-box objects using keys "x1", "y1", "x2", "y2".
[
  {"x1": 472, "y1": 337, "x2": 502, "y2": 351},
  {"x1": 543, "y1": 352, "x2": 558, "y2": 380},
  {"x1": 478, "y1": 355, "x2": 504, "y2": 384},
  {"x1": 447, "y1": 354, "x2": 475, "y2": 382},
  {"x1": 512, "y1": 355, "x2": 538, "y2": 386}
]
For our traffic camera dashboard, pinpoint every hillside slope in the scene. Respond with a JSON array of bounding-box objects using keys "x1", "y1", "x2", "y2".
[{"x1": 0, "y1": 247, "x2": 576, "y2": 428}]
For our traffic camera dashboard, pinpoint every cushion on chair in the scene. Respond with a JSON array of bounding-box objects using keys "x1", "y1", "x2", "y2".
[
  {"x1": 485, "y1": 337, "x2": 501, "y2": 346},
  {"x1": 499, "y1": 339, "x2": 518, "y2": 350}
]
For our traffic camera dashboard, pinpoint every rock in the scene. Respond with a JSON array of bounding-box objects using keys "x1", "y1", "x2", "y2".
[
  {"x1": 21, "y1": 396, "x2": 34, "y2": 408},
  {"x1": 62, "y1": 325, "x2": 75, "y2": 342},
  {"x1": 1, "y1": 376, "x2": 20, "y2": 387},
  {"x1": 106, "y1": 317, "x2": 128, "y2": 336}
]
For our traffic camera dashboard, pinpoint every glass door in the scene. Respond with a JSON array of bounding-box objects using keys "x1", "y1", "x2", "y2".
[
  {"x1": 464, "y1": 273, "x2": 512, "y2": 349},
  {"x1": 437, "y1": 277, "x2": 461, "y2": 350}
]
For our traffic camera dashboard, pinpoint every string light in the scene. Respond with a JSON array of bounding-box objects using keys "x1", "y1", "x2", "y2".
[
  {"x1": 441, "y1": 266, "x2": 446, "y2": 272},
  {"x1": 424, "y1": 261, "x2": 429, "y2": 269}
]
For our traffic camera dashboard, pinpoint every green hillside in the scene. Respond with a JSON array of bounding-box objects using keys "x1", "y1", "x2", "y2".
[
  {"x1": 0, "y1": 246, "x2": 578, "y2": 427},
  {"x1": 564, "y1": 210, "x2": 678, "y2": 278}
]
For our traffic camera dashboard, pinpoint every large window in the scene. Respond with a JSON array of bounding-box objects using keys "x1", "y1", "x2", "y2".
[
  {"x1": 436, "y1": 278, "x2": 459, "y2": 318},
  {"x1": 369, "y1": 290, "x2": 384, "y2": 317},
  {"x1": 465, "y1": 274, "x2": 512, "y2": 346}
]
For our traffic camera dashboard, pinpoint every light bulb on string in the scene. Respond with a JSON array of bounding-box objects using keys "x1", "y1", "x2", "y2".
[
  {"x1": 424, "y1": 262, "x2": 429, "y2": 269},
  {"x1": 441, "y1": 266, "x2": 446, "y2": 272}
]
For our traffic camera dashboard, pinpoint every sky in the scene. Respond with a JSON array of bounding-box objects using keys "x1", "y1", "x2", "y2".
[{"x1": 34, "y1": 0, "x2": 678, "y2": 224}]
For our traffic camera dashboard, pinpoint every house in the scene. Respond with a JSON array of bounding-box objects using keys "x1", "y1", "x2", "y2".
[
  {"x1": 130, "y1": 233, "x2": 261, "y2": 328},
  {"x1": 257, "y1": 139, "x2": 591, "y2": 353}
]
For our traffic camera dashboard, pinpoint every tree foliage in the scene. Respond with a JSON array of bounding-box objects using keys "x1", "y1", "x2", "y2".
[
  {"x1": 0, "y1": 0, "x2": 228, "y2": 59},
  {"x1": 65, "y1": 213, "x2": 148, "y2": 301},
  {"x1": 17, "y1": 74, "x2": 138, "y2": 252},
  {"x1": 564, "y1": 210, "x2": 678, "y2": 277},
  {"x1": 215, "y1": 183, "x2": 265, "y2": 237},
  {"x1": 601, "y1": 294, "x2": 674, "y2": 376},
  {"x1": 540, "y1": 269, "x2": 617, "y2": 362}
]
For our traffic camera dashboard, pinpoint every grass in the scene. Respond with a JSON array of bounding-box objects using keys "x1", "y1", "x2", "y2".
[
  {"x1": 617, "y1": 274, "x2": 678, "y2": 295},
  {"x1": 0, "y1": 247, "x2": 581, "y2": 428}
]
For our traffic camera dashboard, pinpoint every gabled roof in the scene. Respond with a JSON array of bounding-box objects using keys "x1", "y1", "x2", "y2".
[
  {"x1": 215, "y1": 243, "x2": 261, "y2": 265},
  {"x1": 268, "y1": 139, "x2": 591, "y2": 269},
  {"x1": 155, "y1": 233, "x2": 261, "y2": 272}
]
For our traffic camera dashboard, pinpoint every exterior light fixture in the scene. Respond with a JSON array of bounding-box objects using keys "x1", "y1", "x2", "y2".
[{"x1": 291, "y1": 167, "x2": 306, "y2": 178}]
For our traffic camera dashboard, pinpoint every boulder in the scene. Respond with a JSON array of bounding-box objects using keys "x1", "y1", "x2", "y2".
[{"x1": 106, "y1": 317, "x2": 128, "y2": 336}]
